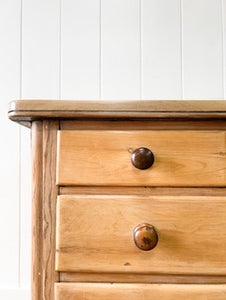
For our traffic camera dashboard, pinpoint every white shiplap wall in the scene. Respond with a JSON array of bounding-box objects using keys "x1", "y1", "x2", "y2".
[{"x1": 1, "y1": 0, "x2": 226, "y2": 298}]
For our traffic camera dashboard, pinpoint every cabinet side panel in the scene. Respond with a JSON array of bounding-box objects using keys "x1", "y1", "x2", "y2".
[
  {"x1": 42, "y1": 120, "x2": 59, "y2": 300},
  {"x1": 31, "y1": 121, "x2": 43, "y2": 300},
  {"x1": 31, "y1": 121, "x2": 59, "y2": 300}
]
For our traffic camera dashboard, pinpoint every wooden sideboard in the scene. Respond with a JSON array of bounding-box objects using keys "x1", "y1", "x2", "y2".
[{"x1": 8, "y1": 100, "x2": 226, "y2": 300}]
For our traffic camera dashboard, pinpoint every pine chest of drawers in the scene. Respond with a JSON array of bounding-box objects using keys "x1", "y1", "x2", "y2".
[{"x1": 8, "y1": 100, "x2": 226, "y2": 300}]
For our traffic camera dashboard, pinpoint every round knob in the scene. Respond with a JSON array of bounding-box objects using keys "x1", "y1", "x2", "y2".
[
  {"x1": 131, "y1": 147, "x2": 154, "y2": 170},
  {"x1": 133, "y1": 223, "x2": 158, "y2": 251}
]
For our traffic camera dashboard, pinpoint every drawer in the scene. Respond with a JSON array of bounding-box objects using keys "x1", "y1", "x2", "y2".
[
  {"x1": 56, "y1": 130, "x2": 226, "y2": 187},
  {"x1": 55, "y1": 283, "x2": 226, "y2": 300},
  {"x1": 56, "y1": 194, "x2": 226, "y2": 275}
]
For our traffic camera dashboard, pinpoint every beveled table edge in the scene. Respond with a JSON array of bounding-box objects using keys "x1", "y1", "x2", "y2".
[{"x1": 8, "y1": 100, "x2": 226, "y2": 128}]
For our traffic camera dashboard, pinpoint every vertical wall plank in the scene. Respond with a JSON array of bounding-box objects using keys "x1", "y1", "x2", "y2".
[
  {"x1": 20, "y1": 129, "x2": 31, "y2": 288},
  {"x1": 142, "y1": 0, "x2": 182, "y2": 100},
  {"x1": 0, "y1": 288, "x2": 29, "y2": 299},
  {"x1": 223, "y1": 0, "x2": 226, "y2": 99},
  {"x1": 101, "y1": 0, "x2": 140, "y2": 100},
  {"x1": 61, "y1": 0, "x2": 100, "y2": 100},
  {"x1": 0, "y1": 0, "x2": 21, "y2": 286},
  {"x1": 21, "y1": 0, "x2": 61, "y2": 288},
  {"x1": 22, "y1": 0, "x2": 60, "y2": 99},
  {"x1": 182, "y1": 0, "x2": 223, "y2": 99}
]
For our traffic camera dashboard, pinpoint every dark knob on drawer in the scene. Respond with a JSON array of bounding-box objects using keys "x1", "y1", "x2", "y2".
[
  {"x1": 131, "y1": 147, "x2": 154, "y2": 170},
  {"x1": 133, "y1": 223, "x2": 158, "y2": 251}
]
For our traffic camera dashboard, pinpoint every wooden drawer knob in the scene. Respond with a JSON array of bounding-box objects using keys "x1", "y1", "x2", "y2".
[
  {"x1": 133, "y1": 223, "x2": 158, "y2": 251},
  {"x1": 131, "y1": 147, "x2": 154, "y2": 169}
]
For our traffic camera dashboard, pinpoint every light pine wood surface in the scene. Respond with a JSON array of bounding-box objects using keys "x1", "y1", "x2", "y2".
[
  {"x1": 8, "y1": 100, "x2": 226, "y2": 124},
  {"x1": 59, "y1": 186, "x2": 226, "y2": 197},
  {"x1": 57, "y1": 130, "x2": 226, "y2": 187},
  {"x1": 56, "y1": 194, "x2": 226, "y2": 275},
  {"x1": 16, "y1": 104, "x2": 226, "y2": 299},
  {"x1": 55, "y1": 283, "x2": 226, "y2": 300},
  {"x1": 42, "y1": 121, "x2": 59, "y2": 299},
  {"x1": 31, "y1": 121, "x2": 59, "y2": 300},
  {"x1": 31, "y1": 122, "x2": 43, "y2": 300},
  {"x1": 9, "y1": 101, "x2": 226, "y2": 299},
  {"x1": 60, "y1": 119, "x2": 226, "y2": 131},
  {"x1": 9, "y1": 99, "x2": 226, "y2": 113},
  {"x1": 60, "y1": 272, "x2": 226, "y2": 284}
]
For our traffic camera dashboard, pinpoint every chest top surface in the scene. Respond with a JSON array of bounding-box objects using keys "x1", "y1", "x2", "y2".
[{"x1": 8, "y1": 100, "x2": 226, "y2": 127}]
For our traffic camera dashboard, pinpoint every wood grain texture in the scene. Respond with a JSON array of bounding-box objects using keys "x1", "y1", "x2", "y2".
[
  {"x1": 42, "y1": 121, "x2": 59, "y2": 299},
  {"x1": 8, "y1": 100, "x2": 226, "y2": 126},
  {"x1": 57, "y1": 130, "x2": 226, "y2": 186},
  {"x1": 10, "y1": 101, "x2": 226, "y2": 297},
  {"x1": 31, "y1": 122, "x2": 43, "y2": 300},
  {"x1": 31, "y1": 121, "x2": 59, "y2": 300},
  {"x1": 61, "y1": 119, "x2": 226, "y2": 131},
  {"x1": 56, "y1": 194, "x2": 226, "y2": 275},
  {"x1": 133, "y1": 223, "x2": 158, "y2": 251},
  {"x1": 60, "y1": 272, "x2": 226, "y2": 284},
  {"x1": 59, "y1": 186, "x2": 226, "y2": 196},
  {"x1": 55, "y1": 283, "x2": 226, "y2": 299}
]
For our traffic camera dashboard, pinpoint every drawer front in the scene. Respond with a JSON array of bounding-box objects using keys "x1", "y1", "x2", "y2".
[
  {"x1": 56, "y1": 130, "x2": 226, "y2": 187},
  {"x1": 55, "y1": 283, "x2": 226, "y2": 300},
  {"x1": 56, "y1": 195, "x2": 226, "y2": 275}
]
